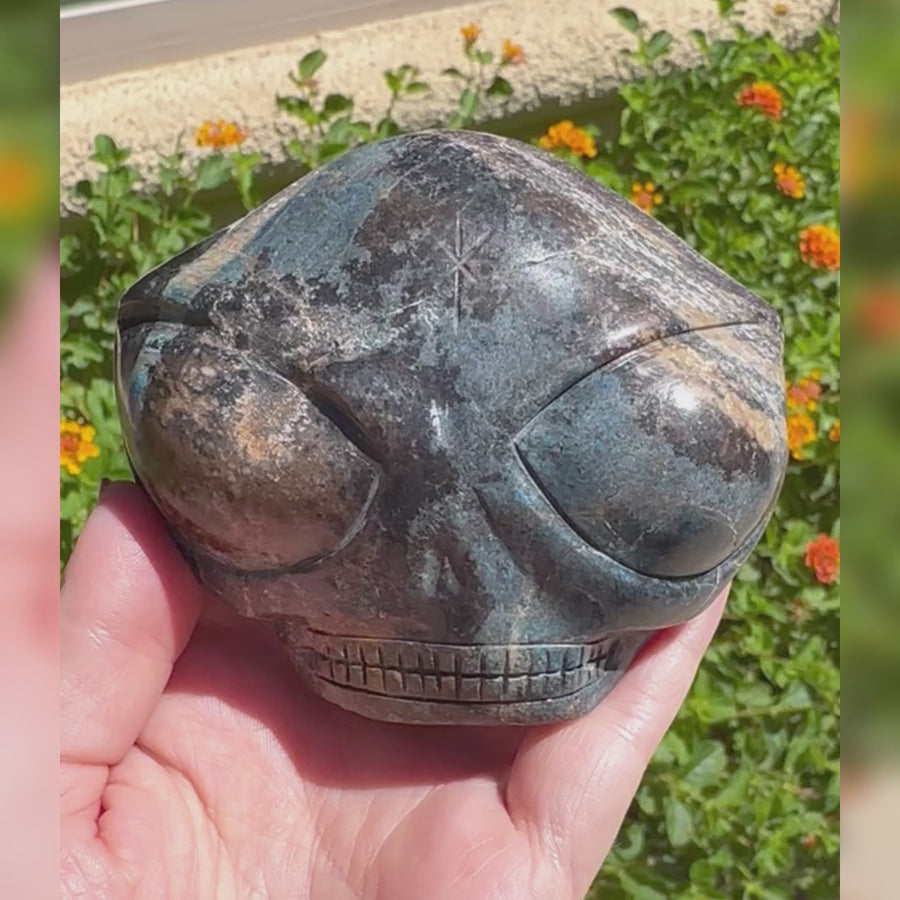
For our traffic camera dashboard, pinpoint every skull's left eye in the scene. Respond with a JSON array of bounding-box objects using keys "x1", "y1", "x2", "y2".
[
  {"x1": 118, "y1": 324, "x2": 380, "y2": 572},
  {"x1": 514, "y1": 326, "x2": 787, "y2": 578}
]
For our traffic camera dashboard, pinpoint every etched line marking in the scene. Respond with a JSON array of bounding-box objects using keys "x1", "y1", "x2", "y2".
[{"x1": 435, "y1": 210, "x2": 492, "y2": 326}]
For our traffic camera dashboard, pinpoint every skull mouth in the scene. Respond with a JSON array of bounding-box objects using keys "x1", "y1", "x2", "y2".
[{"x1": 301, "y1": 630, "x2": 625, "y2": 704}]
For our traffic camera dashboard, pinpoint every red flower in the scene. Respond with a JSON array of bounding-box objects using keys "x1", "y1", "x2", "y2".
[
  {"x1": 737, "y1": 82, "x2": 783, "y2": 120},
  {"x1": 804, "y1": 534, "x2": 840, "y2": 584}
]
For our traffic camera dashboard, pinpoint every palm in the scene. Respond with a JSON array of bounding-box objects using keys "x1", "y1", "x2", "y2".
[
  {"x1": 103, "y1": 612, "x2": 532, "y2": 899},
  {"x1": 61, "y1": 485, "x2": 725, "y2": 899}
]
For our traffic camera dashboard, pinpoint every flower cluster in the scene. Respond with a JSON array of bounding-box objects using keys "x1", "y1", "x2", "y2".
[
  {"x1": 538, "y1": 120, "x2": 597, "y2": 158},
  {"x1": 737, "y1": 82, "x2": 783, "y2": 120},
  {"x1": 786, "y1": 412, "x2": 817, "y2": 461},
  {"x1": 60, "y1": 420, "x2": 100, "y2": 476},
  {"x1": 631, "y1": 181, "x2": 663, "y2": 214},
  {"x1": 799, "y1": 224, "x2": 840, "y2": 271},
  {"x1": 784, "y1": 374, "x2": 837, "y2": 459},
  {"x1": 804, "y1": 534, "x2": 840, "y2": 584},
  {"x1": 858, "y1": 284, "x2": 900, "y2": 342},
  {"x1": 774, "y1": 162, "x2": 805, "y2": 199},
  {"x1": 0, "y1": 151, "x2": 43, "y2": 219},
  {"x1": 501, "y1": 38, "x2": 525, "y2": 65},
  {"x1": 786, "y1": 375, "x2": 822, "y2": 411},
  {"x1": 460, "y1": 23, "x2": 481, "y2": 46},
  {"x1": 194, "y1": 119, "x2": 249, "y2": 149}
]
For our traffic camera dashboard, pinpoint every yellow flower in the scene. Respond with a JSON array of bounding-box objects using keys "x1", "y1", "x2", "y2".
[
  {"x1": 60, "y1": 420, "x2": 100, "y2": 476},
  {"x1": 786, "y1": 412, "x2": 817, "y2": 460},
  {"x1": 538, "y1": 121, "x2": 597, "y2": 159},
  {"x1": 772, "y1": 2, "x2": 789, "y2": 15},
  {"x1": 631, "y1": 181, "x2": 663, "y2": 214},
  {"x1": 828, "y1": 420, "x2": 840, "y2": 442},
  {"x1": 194, "y1": 119, "x2": 249, "y2": 149},
  {"x1": 774, "y1": 162, "x2": 805, "y2": 199},
  {"x1": 799, "y1": 224, "x2": 840, "y2": 271},
  {"x1": 501, "y1": 38, "x2": 525, "y2": 64},
  {"x1": 460, "y1": 23, "x2": 481, "y2": 46}
]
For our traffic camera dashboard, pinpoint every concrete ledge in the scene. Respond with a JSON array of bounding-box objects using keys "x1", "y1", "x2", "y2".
[{"x1": 60, "y1": 0, "x2": 837, "y2": 194}]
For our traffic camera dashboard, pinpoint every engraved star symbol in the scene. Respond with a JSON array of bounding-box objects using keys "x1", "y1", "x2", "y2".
[{"x1": 435, "y1": 210, "x2": 492, "y2": 326}]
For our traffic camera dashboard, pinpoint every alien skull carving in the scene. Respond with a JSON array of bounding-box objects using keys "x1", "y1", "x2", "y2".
[{"x1": 116, "y1": 130, "x2": 788, "y2": 725}]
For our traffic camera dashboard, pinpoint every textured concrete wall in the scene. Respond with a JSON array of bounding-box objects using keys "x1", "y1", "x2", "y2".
[{"x1": 60, "y1": 0, "x2": 838, "y2": 194}]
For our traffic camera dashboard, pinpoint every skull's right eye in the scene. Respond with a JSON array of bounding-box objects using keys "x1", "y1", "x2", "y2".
[
  {"x1": 117, "y1": 323, "x2": 379, "y2": 572},
  {"x1": 514, "y1": 325, "x2": 787, "y2": 578}
]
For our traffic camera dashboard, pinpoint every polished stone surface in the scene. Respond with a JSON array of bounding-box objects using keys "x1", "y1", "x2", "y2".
[{"x1": 116, "y1": 130, "x2": 788, "y2": 725}]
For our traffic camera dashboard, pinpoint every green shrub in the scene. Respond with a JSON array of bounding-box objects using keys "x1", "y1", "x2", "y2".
[
  {"x1": 572, "y1": 11, "x2": 840, "y2": 900},
  {"x1": 60, "y1": 7, "x2": 839, "y2": 897}
]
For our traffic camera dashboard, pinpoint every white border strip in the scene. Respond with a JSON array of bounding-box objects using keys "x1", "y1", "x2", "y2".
[{"x1": 60, "y1": 0, "x2": 174, "y2": 20}]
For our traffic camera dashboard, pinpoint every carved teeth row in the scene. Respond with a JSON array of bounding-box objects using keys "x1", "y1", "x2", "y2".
[{"x1": 302, "y1": 632, "x2": 622, "y2": 702}]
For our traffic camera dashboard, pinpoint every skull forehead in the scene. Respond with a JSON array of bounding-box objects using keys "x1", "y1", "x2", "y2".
[{"x1": 157, "y1": 131, "x2": 772, "y2": 425}]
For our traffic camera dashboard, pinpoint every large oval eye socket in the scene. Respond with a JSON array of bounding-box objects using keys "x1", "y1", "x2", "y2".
[
  {"x1": 118, "y1": 324, "x2": 380, "y2": 572},
  {"x1": 515, "y1": 326, "x2": 787, "y2": 578}
]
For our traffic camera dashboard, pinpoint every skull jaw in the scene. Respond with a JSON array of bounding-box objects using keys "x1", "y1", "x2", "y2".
[{"x1": 278, "y1": 625, "x2": 649, "y2": 725}]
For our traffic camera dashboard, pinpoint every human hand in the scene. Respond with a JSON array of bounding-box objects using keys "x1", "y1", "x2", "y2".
[{"x1": 61, "y1": 482, "x2": 726, "y2": 899}]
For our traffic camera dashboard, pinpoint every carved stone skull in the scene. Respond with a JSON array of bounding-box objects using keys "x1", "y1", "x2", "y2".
[{"x1": 116, "y1": 130, "x2": 788, "y2": 725}]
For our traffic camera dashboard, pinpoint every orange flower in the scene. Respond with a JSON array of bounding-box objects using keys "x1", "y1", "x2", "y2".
[
  {"x1": 501, "y1": 38, "x2": 525, "y2": 64},
  {"x1": 460, "y1": 23, "x2": 481, "y2": 46},
  {"x1": 60, "y1": 419, "x2": 100, "y2": 476},
  {"x1": 804, "y1": 534, "x2": 840, "y2": 584},
  {"x1": 786, "y1": 412, "x2": 816, "y2": 460},
  {"x1": 828, "y1": 420, "x2": 840, "y2": 442},
  {"x1": 0, "y1": 151, "x2": 43, "y2": 219},
  {"x1": 631, "y1": 181, "x2": 663, "y2": 214},
  {"x1": 799, "y1": 224, "x2": 840, "y2": 271},
  {"x1": 785, "y1": 376, "x2": 822, "y2": 411},
  {"x1": 774, "y1": 162, "x2": 805, "y2": 199},
  {"x1": 737, "y1": 82, "x2": 783, "y2": 120},
  {"x1": 194, "y1": 119, "x2": 248, "y2": 150},
  {"x1": 858, "y1": 284, "x2": 900, "y2": 341},
  {"x1": 538, "y1": 120, "x2": 597, "y2": 159}
]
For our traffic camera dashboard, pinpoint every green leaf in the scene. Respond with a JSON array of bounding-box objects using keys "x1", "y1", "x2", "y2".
[
  {"x1": 298, "y1": 49, "x2": 326, "y2": 80},
  {"x1": 717, "y1": 0, "x2": 739, "y2": 16},
  {"x1": 276, "y1": 95, "x2": 318, "y2": 126},
  {"x1": 321, "y1": 93, "x2": 353, "y2": 118},
  {"x1": 91, "y1": 134, "x2": 128, "y2": 167},
  {"x1": 92, "y1": 134, "x2": 116, "y2": 162},
  {"x1": 486, "y1": 75, "x2": 513, "y2": 98},
  {"x1": 442, "y1": 67, "x2": 465, "y2": 79},
  {"x1": 781, "y1": 681, "x2": 814, "y2": 710},
  {"x1": 405, "y1": 81, "x2": 430, "y2": 94},
  {"x1": 375, "y1": 117, "x2": 401, "y2": 139},
  {"x1": 617, "y1": 872, "x2": 667, "y2": 900},
  {"x1": 383, "y1": 69, "x2": 401, "y2": 94},
  {"x1": 645, "y1": 30, "x2": 673, "y2": 62},
  {"x1": 664, "y1": 796, "x2": 694, "y2": 847},
  {"x1": 683, "y1": 740, "x2": 727, "y2": 788},
  {"x1": 458, "y1": 88, "x2": 479, "y2": 122},
  {"x1": 610, "y1": 7, "x2": 642, "y2": 34},
  {"x1": 690, "y1": 28, "x2": 709, "y2": 53},
  {"x1": 193, "y1": 155, "x2": 231, "y2": 191}
]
